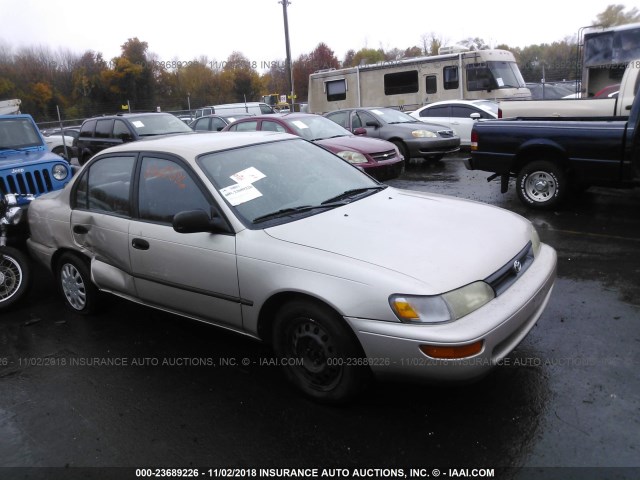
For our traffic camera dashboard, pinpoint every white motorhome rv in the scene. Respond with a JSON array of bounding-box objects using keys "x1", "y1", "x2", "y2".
[{"x1": 308, "y1": 48, "x2": 531, "y2": 114}]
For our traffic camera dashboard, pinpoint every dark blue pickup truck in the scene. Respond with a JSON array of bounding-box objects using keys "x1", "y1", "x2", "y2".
[{"x1": 465, "y1": 92, "x2": 640, "y2": 209}]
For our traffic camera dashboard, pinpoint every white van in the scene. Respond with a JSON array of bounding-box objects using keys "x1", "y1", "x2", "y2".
[{"x1": 194, "y1": 102, "x2": 275, "y2": 118}]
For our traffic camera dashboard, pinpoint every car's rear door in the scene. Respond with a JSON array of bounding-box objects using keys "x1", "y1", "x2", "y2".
[{"x1": 70, "y1": 154, "x2": 137, "y2": 297}]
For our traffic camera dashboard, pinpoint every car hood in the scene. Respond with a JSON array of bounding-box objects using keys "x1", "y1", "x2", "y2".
[
  {"x1": 315, "y1": 136, "x2": 394, "y2": 153},
  {"x1": 385, "y1": 121, "x2": 451, "y2": 132},
  {"x1": 265, "y1": 188, "x2": 531, "y2": 293},
  {"x1": 0, "y1": 149, "x2": 66, "y2": 167}
]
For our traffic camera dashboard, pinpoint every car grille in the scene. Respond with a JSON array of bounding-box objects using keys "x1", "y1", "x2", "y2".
[
  {"x1": 484, "y1": 242, "x2": 534, "y2": 296},
  {"x1": 369, "y1": 149, "x2": 398, "y2": 162},
  {"x1": 0, "y1": 168, "x2": 54, "y2": 196},
  {"x1": 438, "y1": 129, "x2": 456, "y2": 138}
]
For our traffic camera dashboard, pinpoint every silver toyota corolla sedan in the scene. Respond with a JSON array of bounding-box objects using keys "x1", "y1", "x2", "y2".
[{"x1": 27, "y1": 131, "x2": 557, "y2": 403}]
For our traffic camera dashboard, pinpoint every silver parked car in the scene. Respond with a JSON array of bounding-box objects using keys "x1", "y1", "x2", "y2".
[{"x1": 27, "y1": 132, "x2": 557, "y2": 403}]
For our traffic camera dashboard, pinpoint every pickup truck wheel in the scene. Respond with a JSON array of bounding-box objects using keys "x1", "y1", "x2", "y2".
[
  {"x1": 56, "y1": 252, "x2": 99, "y2": 314},
  {"x1": 517, "y1": 161, "x2": 566, "y2": 209}
]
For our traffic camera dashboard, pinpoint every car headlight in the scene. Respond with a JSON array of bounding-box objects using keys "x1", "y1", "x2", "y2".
[
  {"x1": 336, "y1": 151, "x2": 368, "y2": 164},
  {"x1": 411, "y1": 130, "x2": 438, "y2": 138},
  {"x1": 390, "y1": 281, "x2": 495, "y2": 324},
  {"x1": 52, "y1": 163, "x2": 69, "y2": 180},
  {"x1": 531, "y1": 226, "x2": 541, "y2": 257}
]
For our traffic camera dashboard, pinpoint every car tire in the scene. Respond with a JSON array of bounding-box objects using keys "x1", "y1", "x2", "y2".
[
  {"x1": 56, "y1": 252, "x2": 99, "y2": 314},
  {"x1": 52, "y1": 146, "x2": 69, "y2": 161},
  {"x1": 272, "y1": 299, "x2": 370, "y2": 404},
  {"x1": 516, "y1": 160, "x2": 567, "y2": 210},
  {"x1": 0, "y1": 246, "x2": 31, "y2": 311},
  {"x1": 391, "y1": 140, "x2": 410, "y2": 162},
  {"x1": 78, "y1": 150, "x2": 90, "y2": 166}
]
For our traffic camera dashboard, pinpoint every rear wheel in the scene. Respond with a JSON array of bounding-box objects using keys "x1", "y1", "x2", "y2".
[
  {"x1": 56, "y1": 252, "x2": 99, "y2": 314},
  {"x1": 517, "y1": 160, "x2": 567, "y2": 210},
  {"x1": 272, "y1": 299, "x2": 370, "y2": 403}
]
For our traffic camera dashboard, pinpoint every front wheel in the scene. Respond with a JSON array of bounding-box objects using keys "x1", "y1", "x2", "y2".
[
  {"x1": 0, "y1": 246, "x2": 31, "y2": 311},
  {"x1": 391, "y1": 140, "x2": 410, "y2": 162},
  {"x1": 272, "y1": 300, "x2": 370, "y2": 404},
  {"x1": 516, "y1": 160, "x2": 567, "y2": 210},
  {"x1": 56, "y1": 252, "x2": 99, "y2": 314}
]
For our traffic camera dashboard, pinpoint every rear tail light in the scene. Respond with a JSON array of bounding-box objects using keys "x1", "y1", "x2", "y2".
[
  {"x1": 498, "y1": 108, "x2": 503, "y2": 118},
  {"x1": 470, "y1": 131, "x2": 478, "y2": 151}
]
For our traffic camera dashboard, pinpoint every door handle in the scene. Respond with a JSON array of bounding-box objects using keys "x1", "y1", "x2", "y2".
[
  {"x1": 131, "y1": 238, "x2": 150, "y2": 250},
  {"x1": 73, "y1": 225, "x2": 89, "y2": 234}
]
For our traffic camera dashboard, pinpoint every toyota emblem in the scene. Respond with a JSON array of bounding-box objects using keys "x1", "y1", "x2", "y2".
[{"x1": 513, "y1": 259, "x2": 522, "y2": 274}]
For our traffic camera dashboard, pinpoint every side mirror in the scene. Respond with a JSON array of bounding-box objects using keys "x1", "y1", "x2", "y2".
[
  {"x1": 353, "y1": 127, "x2": 367, "y2": 136},
  {"x1": 365, "y1": 121, "x2": 380, "y2": 128},
  {"x1": 470, "y1": 113, "x2": 481, "y2": 121},
  {"x1": 172, "y1": 210, "x2": 227, "y2": 234}
]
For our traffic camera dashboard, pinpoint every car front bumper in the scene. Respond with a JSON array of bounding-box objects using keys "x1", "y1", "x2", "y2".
[
  {"x1": 406, "y1": 137, "x2": 460, "y2": 159},
  {"x1": 344, "y1": 243, "x2": 557, "y2": 382}
]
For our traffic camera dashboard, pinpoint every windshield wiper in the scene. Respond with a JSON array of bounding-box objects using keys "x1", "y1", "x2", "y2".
[
  {"x1": 321, "y1": 186, "x2": 387, "y2": 205},
  {"x1": 252, "y1": 202, "x2": 347, "y2": 224}
]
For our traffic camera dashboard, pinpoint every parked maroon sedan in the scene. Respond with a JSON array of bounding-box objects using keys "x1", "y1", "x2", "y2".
[{"x1": 223, "y1": 113, "x2": 405, "y2": 179}]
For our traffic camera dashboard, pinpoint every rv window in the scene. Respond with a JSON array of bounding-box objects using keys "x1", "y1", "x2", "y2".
[
  {"x1": 443, "y1": 66, "x2": 459, "y2": 90},
  {"x1": 326, "y1": 80, "x2": 347, "y2": 101},
  {"x1": 466, "y1": 63, "x2": 494, "y2": 91},
  {"x1": 384, "y1": 70, "x2": 419, "y2": 95},
  {"x1": 425, "y1": 75, "x2": 437, "y2": 94}
]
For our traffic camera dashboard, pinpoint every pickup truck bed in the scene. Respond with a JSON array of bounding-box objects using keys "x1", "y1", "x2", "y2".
[{"x1": 466, "y1": 106, "x2": 640, "y2": 209}]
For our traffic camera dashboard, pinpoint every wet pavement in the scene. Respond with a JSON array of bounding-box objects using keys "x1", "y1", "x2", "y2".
[{"x1": 1, "y1": 154, "x2": 639, "y2": 479}]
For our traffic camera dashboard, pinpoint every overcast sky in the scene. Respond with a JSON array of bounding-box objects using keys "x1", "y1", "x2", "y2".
[{"x1": 0, "y1": 0, "x2": 627, "y2": 68}]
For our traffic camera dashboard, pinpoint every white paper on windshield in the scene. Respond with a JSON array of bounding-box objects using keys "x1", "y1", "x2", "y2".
[
  {"x1": 220, "y1": 183, "x2": 262, "y2": 206},
  {"x1": 496, "y1": 78, "x2": 505, "y2": 87},
  {"x1": 291, "y1": 120, "x2": 309, "y2": 129},
  {"x1": 230, "y1": 167, "x2": 266, "y2": 184},
  {"x1": 132, "y1": 121, "x2": 145, "y2": 128},
  {"x1": 371, "y1": 109, "x2": 384, "y2": 115}
]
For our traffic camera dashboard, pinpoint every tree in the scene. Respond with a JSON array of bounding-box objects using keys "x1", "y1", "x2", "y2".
[
  {"x1": 458, "y1": 37, "x2": 491, "y2": 50},
  {"x1": 343, "y1": 49, "x2": 356, "y2": 67},
  {"x1": 106, "y1": 38, "x2": 159, "y2": 111},
  {"x1": 348, "y1": 48, "x2": 385, "y2": 67},
  {"x1": 420, "y1": 32, "x2": 448, "y2": 56},
  {"x1": 403, "y1": 46, "x2": 423, "y2": 58},
  {"x1": 220, "y1": 52, "x2": 262, "y2": 103},
  {"x1": 293, "y1": 43, "x2": 340, "y2": 101},
  {"x1": 593, "y1": 4, "x2": 640, "y2": 27}
]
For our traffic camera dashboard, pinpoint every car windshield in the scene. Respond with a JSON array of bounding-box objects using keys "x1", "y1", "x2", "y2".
[
  {"x1": 0, "y1": 118, "x2": 43, "y2": 150},
  {"x1": 198, "y1": 138, "x2": 381, "y2": 227},
  {"x1": 283, "y1": 116, "x2": 352, "y2": 141},
  {"x1": 368, "y1": 108, "x2": 416, "y2": 124},
  {"x1": 129, "y1": 114, "x2": 193, "y2": 136}
]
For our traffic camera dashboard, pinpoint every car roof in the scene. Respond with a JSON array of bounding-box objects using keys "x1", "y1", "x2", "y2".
[
  {"x1": 231, "y1": 112, "x2": 319, "y2": 121},
  {"x1": 93, "y1": 131, "x2": 297, "y2": 161},
  {"x1": 85, "y1": 112, "x2": 174, "y2": 122}
]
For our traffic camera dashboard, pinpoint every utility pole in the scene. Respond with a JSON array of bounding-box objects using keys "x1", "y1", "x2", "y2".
[{"x1": 280, "y1": 0, "x2": 295, "y2": 111}]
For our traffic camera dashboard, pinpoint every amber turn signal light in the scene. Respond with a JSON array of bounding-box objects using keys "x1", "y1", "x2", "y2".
[{"x1": 419, "y1": 340, "x2": 484, "y2": 359}]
